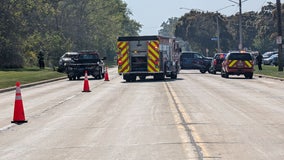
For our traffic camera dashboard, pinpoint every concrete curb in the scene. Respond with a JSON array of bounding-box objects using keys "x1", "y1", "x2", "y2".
[
  {"x1": 0, "y1": 76, "x2": 67, "y2": 93},
  {"x1": 255, "y1": 74, "x2": 284, "y2": 81}
]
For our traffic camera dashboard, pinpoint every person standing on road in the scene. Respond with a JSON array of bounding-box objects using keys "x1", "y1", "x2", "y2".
[
  {"x1": 38, "y1": 50, "x2": 45, "y2": 69},
  {"x1": 256, "y1": 53, "x2": 263, "y2": 70}
]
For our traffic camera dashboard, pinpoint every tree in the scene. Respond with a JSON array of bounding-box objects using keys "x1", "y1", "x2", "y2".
[
  {"x1": 159, "y1": 17, "x2": 179, "y2": 37},
  {"x1": 174, "y1": 2, "x2": 284, "y2": 55},
  {"x1": 0, "y1": 0, "x2": 141, "y2": 68},
  {"x1": 175, "y1": 10, "x2": 233, "y2": 55}
]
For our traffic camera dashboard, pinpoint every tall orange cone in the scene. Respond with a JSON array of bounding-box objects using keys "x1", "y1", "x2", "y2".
[
  {"x1": 104, "y1": 66, "x2": 109, "y2": 81},
  {"x1": 82, "y1": 71, "x2": 91, "y2": 92},
  {"x1": 11, "y1": 82, "x2": 28, "y2": 124}
]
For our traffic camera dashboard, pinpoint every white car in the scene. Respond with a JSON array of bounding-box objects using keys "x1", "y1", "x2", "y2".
[{"x1": 263, "y1": 54, "x2": 278, "y2": 65}]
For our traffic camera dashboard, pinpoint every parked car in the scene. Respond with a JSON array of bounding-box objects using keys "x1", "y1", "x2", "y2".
[
  {"x1": 65, "y1": 50, "x2": 106, "y2": 80},
  {"x1": 221, "y1": 51, "x2": 254, "y2": 79},
  {"x1": 271, "y1": 54, "x2": 278, "y2": 66},
  {"x1": 209, "y1": 53, "x2": 226, "y2": 74},
  {"x1": 263, "y1": 54, "x2": 278, "y2": 65},
  {"x1": 262, "y1": 51, "x2": 278, "y2": 59},
  {"x1": 57, "y1": 52, "x2": 79, "y2": 72},
  {"x1": 180, "y1": 51, "x2": 212, "y2": 73}
]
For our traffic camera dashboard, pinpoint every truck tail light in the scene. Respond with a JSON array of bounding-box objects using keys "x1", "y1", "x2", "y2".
[
  {"x1": 118, "y1": 60, "x2": 122, "y2": 66},
  {"x1": 154, "y1": 59, "x2": 159, "y2": 65}
]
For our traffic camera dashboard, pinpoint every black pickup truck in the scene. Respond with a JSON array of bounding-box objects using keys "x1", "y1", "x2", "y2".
[{"x1": 65, "y1": 50, "x2": 106, "y2": 80}]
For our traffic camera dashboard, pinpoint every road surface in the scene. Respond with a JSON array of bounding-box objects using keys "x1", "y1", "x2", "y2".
[{"x1": 0, "y1": 69, "x2": 283, "y2": 159}]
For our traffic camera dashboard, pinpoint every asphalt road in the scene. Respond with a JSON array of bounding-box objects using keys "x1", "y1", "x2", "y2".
[{"x1": 0, "y1": 69, "x2": 283, "y2": 160}]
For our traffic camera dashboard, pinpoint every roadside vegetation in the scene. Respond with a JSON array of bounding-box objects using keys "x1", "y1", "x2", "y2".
[
  {"x1": 0, "y1": 0, "x2": 141, "y2": 69},
  {"x1": 0, "y1": 68, "x2": 65, "y2": 89},
  {"x1": 254, "y1": 65, "x2": 284, "y2": 78}
]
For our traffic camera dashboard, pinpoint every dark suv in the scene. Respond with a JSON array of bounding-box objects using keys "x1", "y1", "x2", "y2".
[
  {"x1": 209, "y1": 53, "x2": 226, "y2": 74},
  {"x1": 180, "y1": 51, "x2": 212, "y2": 73},
  {"x1": 65, "y1": 50, "x2": 106, "y2": 80},
  {"x1": 221, "y1": 51, "x2": 254, "y2": 79}
]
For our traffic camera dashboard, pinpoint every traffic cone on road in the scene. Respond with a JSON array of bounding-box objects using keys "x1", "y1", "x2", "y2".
[
  {"x1": 82, "y1": 71, "x2": 91, "y2": 92},
  {"x1": 11, "y1": 82, "x2": 28, "y2": 124},
  {"x1": 104, "y1": 66, "x2": 109, "y2": 81}
]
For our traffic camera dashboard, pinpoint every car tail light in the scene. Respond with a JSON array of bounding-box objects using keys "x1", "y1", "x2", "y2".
[{"x1": 214, "y1": 59, "x2": 217, "y2": 65}]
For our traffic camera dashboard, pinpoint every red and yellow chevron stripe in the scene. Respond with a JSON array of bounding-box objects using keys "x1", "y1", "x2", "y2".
[
  {"x1": 147, "y1": 41, "x2": 160, "y2": 72},
  {"x1": 117, "y1": 41, "x2": 130, "y2": 73}
]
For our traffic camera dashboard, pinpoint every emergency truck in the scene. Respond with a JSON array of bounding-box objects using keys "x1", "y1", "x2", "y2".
[{"x1": 116, "y1": 36, "x2": 181, "y2": 82}]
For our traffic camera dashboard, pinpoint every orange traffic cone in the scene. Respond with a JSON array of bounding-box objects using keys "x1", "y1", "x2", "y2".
[
  {"x1": 11, "y1": 82, "x2": 28, "y2": 124},
  {"x1": 104, "y1": 66, "x2": 109, "y2": 81},
  {"x1": 82, "y1": 71, "x2": 91, "y2": 92}
]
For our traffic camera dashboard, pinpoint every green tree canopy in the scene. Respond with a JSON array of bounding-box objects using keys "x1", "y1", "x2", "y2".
[{"x1": 0, "y1": 0, "x2": 141, "y2": 68}]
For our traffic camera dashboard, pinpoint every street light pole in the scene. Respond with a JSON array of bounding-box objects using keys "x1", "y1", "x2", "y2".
[{"x1": 215, "y1": 5, "x2": 234, "y2": 53}]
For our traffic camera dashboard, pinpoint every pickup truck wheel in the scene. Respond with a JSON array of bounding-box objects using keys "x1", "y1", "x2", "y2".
[
  {"x1": 98, "y1": 69, "x2": 103, "y2": 79},
  {"x1": 102, "y1": 72, "x2": 105, "y2": 79},
  {"x1": 224, "y1": 72, "x2": 229, "y2": 78}
]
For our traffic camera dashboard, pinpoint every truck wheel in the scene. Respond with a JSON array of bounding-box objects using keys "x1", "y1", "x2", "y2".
[
  {"x1": 171, "y1": 72, "x2": 177, "y2": 79},
  {"x1": 98, "y1": 69, "x2": 103, "y2": 79},
  {"x1": 200, "y1": 69, "x2": 206, "y2": 74},
  {"x1": 130, "y1": 75, "x2": 136, "y2": 82},
  {"x1": 102, "y1": 71, "x2": 105, "y2": 79},
  {"x1": 154, "y1": 74, "x2": 164, "y2": 80},
  {"x1": 139, "y1": 76, "x2": 146, "y2": 80}
]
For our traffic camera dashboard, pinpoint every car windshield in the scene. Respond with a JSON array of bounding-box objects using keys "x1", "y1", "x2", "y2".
[
  {"x1": 62, "y1": 53, "x2": 78, "y2": 58},
  {"x1": 79, "y1": 54, "x2": 99, "y2": 60},
  {"x1": 228, "y1": 53, "x2": 252, "y2": 60},
  {"x1": 181, "y1": 53, "x2": 194, "y2": 58},
  {"x1": 216, "y1": 53, "x2": 226, "y2": 59},
  {"x1": 263, "y1": 52, "x2": 277, "y2": 57},
  {"x1": 181, "y1": 52, "x2": 203, "y2": 59}
]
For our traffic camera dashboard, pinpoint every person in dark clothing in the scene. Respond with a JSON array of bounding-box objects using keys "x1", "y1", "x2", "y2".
[
  {"x1": 38, "y1": 50, "x2": 45, "y2": 69},
  {"x1": 256, "y1": 53, "x2": 263, "y2": 70}
]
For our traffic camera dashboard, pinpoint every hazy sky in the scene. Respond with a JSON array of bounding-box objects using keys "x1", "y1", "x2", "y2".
[{"x1": 123, "y1": 0, "x2": 270, "y2": 35}]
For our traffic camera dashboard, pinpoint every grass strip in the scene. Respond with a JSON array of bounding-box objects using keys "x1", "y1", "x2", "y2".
[{"x1": 0, "y1": 68, "x2": 65, "y2": 89}]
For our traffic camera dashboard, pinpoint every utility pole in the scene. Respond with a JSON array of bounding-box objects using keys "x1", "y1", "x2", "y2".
[
  {"x1": 276, "y1": 0, "x2": 283, "y2": 71},
  {"x1": 216, "y1": 15, "x2": 221, "y2": 52},
  {"x1": 238, "y1": 0, "x2": 243, "y2": 50},
  {"x1": 228, "y1": 0, "x2": 248, "y2": 50}
]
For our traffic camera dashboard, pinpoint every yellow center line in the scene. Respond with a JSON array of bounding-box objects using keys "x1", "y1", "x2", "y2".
[{"x1": 164, "y1": 82, "x2": 209, "y2": 159}]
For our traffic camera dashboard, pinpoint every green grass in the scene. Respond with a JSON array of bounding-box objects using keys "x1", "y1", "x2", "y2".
[
  {"x1": 0, "y1": 67, "x2": 65, "y2": 89},
  {"x1": 254, "y1": 65, "x2": 284, "y2": 78}
]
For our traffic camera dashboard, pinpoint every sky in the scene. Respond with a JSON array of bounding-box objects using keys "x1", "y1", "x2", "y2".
[{"x1": 123, "y1": 0, "x2": 271, "y2": 35}]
